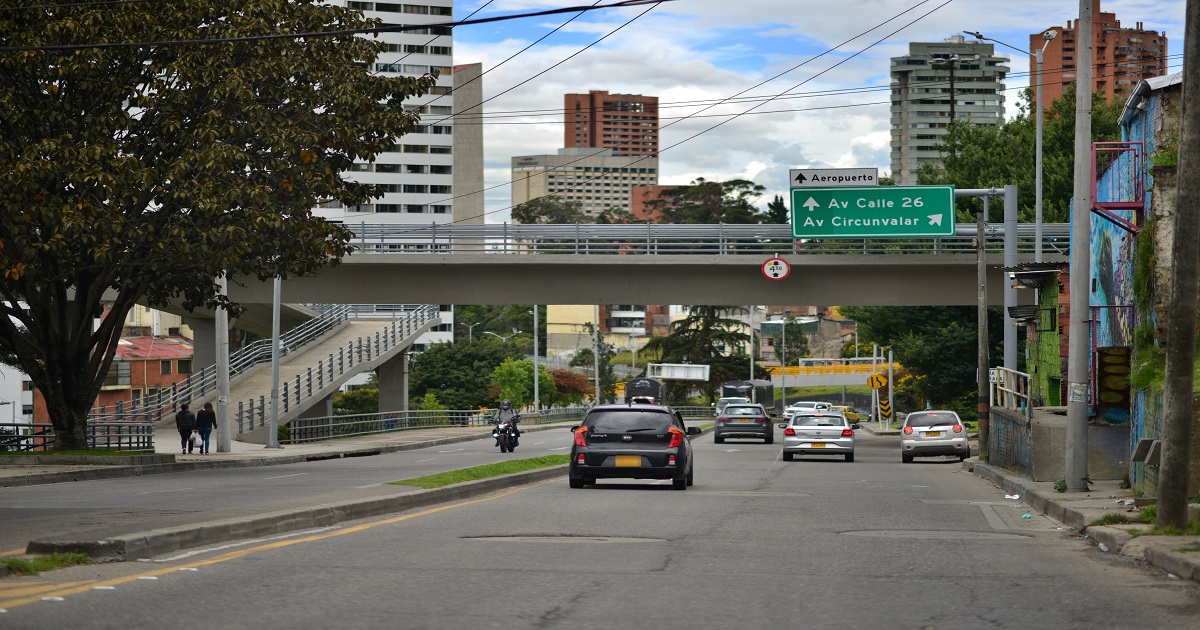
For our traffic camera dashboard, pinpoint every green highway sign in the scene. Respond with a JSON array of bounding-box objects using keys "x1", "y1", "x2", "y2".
[{"x1": 791, "y1": 185, "x2": 956, "y2": 239}]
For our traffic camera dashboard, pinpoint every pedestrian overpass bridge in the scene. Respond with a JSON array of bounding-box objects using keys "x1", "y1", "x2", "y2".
[{"x1": 219, "y1": 222, "x2": 1067, "y2": 307}]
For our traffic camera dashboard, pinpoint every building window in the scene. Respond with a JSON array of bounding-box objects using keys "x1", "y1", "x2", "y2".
[
  {"x1": 178, "y1": 360, "x2": 192, "y2": 375},
  {"x1": 160, "y1": 360, "x2": 172, "y2": 375}
]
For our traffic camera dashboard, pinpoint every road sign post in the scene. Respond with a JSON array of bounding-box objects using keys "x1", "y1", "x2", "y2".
[{"x1": 791, "y1": 186, "x2": 956, "y2": 239}]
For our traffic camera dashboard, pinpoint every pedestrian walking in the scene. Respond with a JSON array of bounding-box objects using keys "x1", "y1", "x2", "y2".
[
  {"x1": 194, "y1": 402, "x2": 217, "y2": 454},
  {"x1": 175, "y1": 403, "x2": 196, "y2": 454}
]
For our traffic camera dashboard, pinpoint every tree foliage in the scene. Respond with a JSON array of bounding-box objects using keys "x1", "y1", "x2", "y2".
[
  {"x1": 545, "y1": 368, "x2": 589, "y2": 407},
  {"x1": 409, "y1": 339, "x2": 522, "y2": 410},
  {"x1": 511, "y1": 196, "x2": 588, "y2": 224},
  {"x1": 643, "y1": 178, "x2": 768, "y2": 224},
  {"x1": 489, "y1": 358, "x2": 556, "y2": 409},
  {"x1": 916, "y1": 86, "x2": 1124, "y2": 223},
  {"x1": 0, "y1": 1, "x2": 437, "y2": 448},
  {"x1": 764, "y1": 194, "x2": 789, "y2": 224},
  {"x1": 642, "y1": 307, "x2": 749, "y2": 403}
]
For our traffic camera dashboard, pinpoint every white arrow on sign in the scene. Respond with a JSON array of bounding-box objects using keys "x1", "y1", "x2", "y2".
[
  {"x1": 928, "y1": 214, "x2": 942, "y2": 226},
  {"x1": 803, "y1": 197, "x2": 820, "y2": 212}
]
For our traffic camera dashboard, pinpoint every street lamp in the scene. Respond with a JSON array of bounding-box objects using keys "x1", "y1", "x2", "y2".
[
  {"x1": 484, "y1": 329, "x2": 521, "y2": 342},
  {"x1": 965, "y1": 29, "x2": 1057, "y2": 262},
  {"x1": 0, "y1": 398, "x2": 15, "y2": 423},
  {"x1": 463, "y1": 322, "x2": 481, "y2": 340}
]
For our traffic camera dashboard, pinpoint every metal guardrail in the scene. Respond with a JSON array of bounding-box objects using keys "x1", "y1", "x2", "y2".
[
  {"x1": 341, "y1": 222, "x2": 1070, "y2": 256},
  {"x1": 282, "y1": 404, "x2": 715, "y2": 444},
  {"x1": 0, "y1": 421, "x2": 155, "y2": 452},
  {"x1": 236, "y1": 304, "x2": 439, "y2": 433},
  {"x1": 990, "y1": 367, "x2": 1032, "y2": 421}
]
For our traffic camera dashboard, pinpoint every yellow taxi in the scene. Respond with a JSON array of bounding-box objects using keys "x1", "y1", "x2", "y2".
[{"x1": 832, "y1": 405, "x2": 861, "y2": 423}]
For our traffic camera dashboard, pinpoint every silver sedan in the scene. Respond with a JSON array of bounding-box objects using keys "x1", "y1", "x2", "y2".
[{"x1": 780, "y1": 412, "x2": 858, "y2": 462}]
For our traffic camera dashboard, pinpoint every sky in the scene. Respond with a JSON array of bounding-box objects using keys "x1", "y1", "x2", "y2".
[{"x1": 450, "y1": 0, "x2": 1187, "y2": 222}]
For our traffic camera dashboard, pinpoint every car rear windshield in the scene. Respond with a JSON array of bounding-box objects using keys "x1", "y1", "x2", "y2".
[
  {"x1": 906, "y1": 412, "x2": 958, "y2": 427},
  {"x1": 723, "y1": 406, "x2": 763, "y2": 416},
  {"x1": 586, "y1": 411, "x2": 674, "y2": 433},
  {"x1": 793, "y1": 415, "x2": 845, "y2": 426}
]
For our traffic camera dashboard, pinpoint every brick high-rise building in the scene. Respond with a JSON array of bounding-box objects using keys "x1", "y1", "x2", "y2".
[
  {"x1": 564, "y1": 90, "x2": 659, "y2": 157},
  {"x1": 1035, "y1": 0, "x2": 1168, "y2": 108}
]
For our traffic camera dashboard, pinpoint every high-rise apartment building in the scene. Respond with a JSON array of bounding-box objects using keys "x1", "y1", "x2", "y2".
[
  {"x1": 1035, "y1": 0, "x2": 1168, "y2": 108},
  {"x1": 890, "y1": 36, "x2": 1008, "y2": 185},
  {"x1": 511, "y1": 149, "x2": 659, "y2": 218},
  {"x1": 564, "y1": 91, "x2": 659, "y2": 157}
]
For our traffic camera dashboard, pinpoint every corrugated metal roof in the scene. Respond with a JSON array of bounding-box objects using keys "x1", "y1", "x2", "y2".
[{"x1": 114, "y1": 336, "x2": 193, "y2": 360}]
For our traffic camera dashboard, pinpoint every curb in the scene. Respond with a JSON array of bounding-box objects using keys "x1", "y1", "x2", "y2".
[
  {"x1": 1144, "y1": 545, "x2": 1200, "y2": 581},
  {"x1": 26, "y1": 465, "x2": 570, "y2": 561}
]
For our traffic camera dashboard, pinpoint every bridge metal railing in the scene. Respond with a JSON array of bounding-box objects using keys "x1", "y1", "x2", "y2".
[
  {"x1": 236, "y1": 304, "x2": 439, "y2": 433},
  {"x1": 281, "y1": 404, "x2": 716, "y2": 444},
  {"x1": 343, "y1": 222, "x2": 1070, "y2": 256},
  {"x1": 0, "y1": 421, "x2": 156, "y2": 452}
]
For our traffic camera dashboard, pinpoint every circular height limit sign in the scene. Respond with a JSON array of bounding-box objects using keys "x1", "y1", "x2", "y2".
[{"x1": 762, "y1": 257, "x2": 790, "y2": 280}]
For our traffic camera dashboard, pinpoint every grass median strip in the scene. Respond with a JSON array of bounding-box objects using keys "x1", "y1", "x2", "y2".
[
  {"x1": 1, "y1": 553, "x2": 92, "y2": 577},
  {"x1": 388, "y1": 455, "x2": 568, "y2": 489}
]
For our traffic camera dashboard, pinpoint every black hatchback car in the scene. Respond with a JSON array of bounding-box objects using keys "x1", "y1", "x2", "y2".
[{"x1": 569, "y1": 404, "x2": 701, "y2": 490}]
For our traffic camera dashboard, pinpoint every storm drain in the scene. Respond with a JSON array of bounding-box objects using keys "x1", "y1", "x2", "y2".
[{"x1": 840, "y1": 530, "x2": 1031, "y2": 541}]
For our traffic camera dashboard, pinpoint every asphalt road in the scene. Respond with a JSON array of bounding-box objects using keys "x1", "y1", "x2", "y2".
[{"x1": 2, "y1": 431, "x2": 1198, "y2": 628}]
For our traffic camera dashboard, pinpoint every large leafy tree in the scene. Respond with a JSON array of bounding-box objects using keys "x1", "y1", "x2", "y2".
[
  {"x1": 0, "y1": 0, "x2": 437, "y2": 448},
  {"x1": 489, "y1": 358, "x2": 556, "y2": 409},
  {"x1": 764, "y1": 194, "x2": 790, "y2": 224},
  {"x1": 409, "y1": 339, "x2": 522, "y2": 410},
  {"x1": 511, "y1": 197, "x2": 588, "y2": 224},
  {"x1": 642, "y1": 306, "x2": 750, "y2": 403},
  {"x1": 643, "y1": 178, "x2": 768, "y2": 224},
  {"x1": 916, "y1": 85, "x2": 1123, "y2": 223}
]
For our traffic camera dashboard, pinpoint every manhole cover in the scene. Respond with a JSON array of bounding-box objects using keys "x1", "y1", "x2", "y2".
[
  {"x1": 464, "y1": 535, "x2": 664, "y2": 544},
  {"x1": 841, "y1": 530, "x2": 1031, "y2": 540}
]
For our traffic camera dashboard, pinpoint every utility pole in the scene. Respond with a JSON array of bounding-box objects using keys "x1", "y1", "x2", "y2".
[
  {"x1": 216, "y1": 274, "x2": 232, "y2": 453},
  {"x1": 532, "y1": 305, "x2": 539, "y2": 412},
  {"x1": 1157, "y1": 0, "x2": 1200, "y2": 530},
  {"x1": 1065, "y1": 0, "x2": 1094, "y2": 492},
  {"x1": 977, "y1": 200, "x2": 990, "y2": 459}
]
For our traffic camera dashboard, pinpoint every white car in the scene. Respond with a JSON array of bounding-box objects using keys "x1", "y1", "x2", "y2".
[
  {"x1": 901, "y1": 410, "x2": 970, "y2": 462},
  {"x1": 780, "y1": 411, "x2": 857, "y2": 462},
  {"x1": 782, "y1": 400, "x2": 831, "y2": 420}
]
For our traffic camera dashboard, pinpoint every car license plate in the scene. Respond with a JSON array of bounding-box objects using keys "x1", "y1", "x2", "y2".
[
  {"x1": 925, "y1": 431, "x2": 943, "y2": 438},
  {"x1": 810, "y1": 443, "x2": 826, "y2": 448},
  {"x1": 737, "y1": 418, "x2": 750, "y2": 423},
  {"x1": 614, "y1": 455, "x2": 642, "y2": 467}
]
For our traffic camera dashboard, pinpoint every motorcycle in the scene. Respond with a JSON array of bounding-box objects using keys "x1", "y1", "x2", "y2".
[{"x1": 492, "y1": 414, "x2": 520, "y2": 453}]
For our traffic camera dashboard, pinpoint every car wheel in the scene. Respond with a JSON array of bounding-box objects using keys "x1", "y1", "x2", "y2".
[
  {"x1": 714, "y1": 434, "x2": 724, "y2": 444},
  {"x1": 902, "y1": 453, "x2": 913, "y2": 463},
  {"x1": 764, "y1": 433, "x2": 774, "y2": 445},
  {"x1": 959, "y1": 450, "x2": 969, "y2": 462},
  {"x1": 782, "y1": 452, "x2": 794, "y2": 462},
  {"x1": 686, "y1": 467, "x2": 694, "y2": 486},
  {"x1": 569, "y1": 476, "x2": 584, "y2": 489},
  {"x1": 845, "y1": 452, "x2": 854, "y2": 462},
  {"x1": 672, "y1": 476, "x2": 687, "y2": 490}
]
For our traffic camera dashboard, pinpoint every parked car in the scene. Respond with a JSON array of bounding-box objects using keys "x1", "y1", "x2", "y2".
[
  {"x1": 782, "y1": 400, "x2": 831, "y2": 421},
  {"x1": 831, "y1": 405, "x2": 861, "y2": 423},
  {"x1": 713, "y1": 403, "x2": 773, "y2": 444},
  {"x1": 900, "y1": 410, "x2": 970, "y2": 463},
  {"x1": 569, "y1": 403, "x2": 702, "y2": 490},
  {"x1": 714, "y1": 396, "x2": 749, "y2": 415},
  {"x1": 780, "y1": 411, "x2": 858, "y2": 462}
]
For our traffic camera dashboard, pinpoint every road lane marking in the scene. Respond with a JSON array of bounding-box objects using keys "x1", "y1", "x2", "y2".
[
  {"x1": 415, "y1": 458, "x2": 436, "y2": 463},
  {"x1": 141, "y1": 528, "x2": 342, "y2": 563},
  {"x1": 1, "y1": 549, "x2": 25, "y2": 558},
  {"x1": 0, "y1": 479, "x2": 556, "y2": 611},
  {"x1": 263, "y1": 473, "x2": 308, "y2": 481},
  {"x1": 548, "y1": 447, "x2": 570, "y2": 451},
  {"x1": 137, "y1": 488, "x2": 193, "y2": 495},
  {"x1": 437, "y1": 448, "x2": 465, "y2": 453}
]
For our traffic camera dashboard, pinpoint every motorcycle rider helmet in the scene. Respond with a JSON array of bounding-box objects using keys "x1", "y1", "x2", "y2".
[{"x1": 500, "y1": 399, "x2": 512, "y2": 411}]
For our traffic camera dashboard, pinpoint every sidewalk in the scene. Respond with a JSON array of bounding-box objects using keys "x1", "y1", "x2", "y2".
[{"x1": 966, "y1": 459, "x2": 1200, "y2": 584}]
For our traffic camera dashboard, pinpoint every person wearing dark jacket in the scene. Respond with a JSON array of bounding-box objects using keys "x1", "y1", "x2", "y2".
[
  {"x1": 194, "y1": 402, "x2": 217, "y2": 455},
  {"x1": 175, "y1": 403, "x2": 196, "y2": 454}
]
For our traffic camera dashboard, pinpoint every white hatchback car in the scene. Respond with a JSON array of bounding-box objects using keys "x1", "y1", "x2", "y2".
[
  {"x1": 780, "y1": 411, "x2": 857, "y2": 462},
  {"x1": 900, "y1": 410, "x2": 970, "y2": 463}
]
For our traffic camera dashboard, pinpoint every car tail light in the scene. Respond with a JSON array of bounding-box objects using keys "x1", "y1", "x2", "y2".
[
  {"x1": 718, "y1": 417, "x2": 730, "y2": 423},
  {"x1": 952, "y1": 424, "x2": 963, "y2": 433},
  {"x1": 841, "y1": 428, "x2": 853, "y2": 437},
  {"x1": 574, "y1": 427, "x2": 588, "y2": 447},
  {"x1": 667, "y1": 455, "x2": 677, "y2": 467},
  {"x1": 784, "y1": 427, "x2": 796, "y2": 436},
  {"x1": 903, "y1": 426, "x2": 913, "y2": 435},
  {"x1": 576, "y1": 454, "x2": 585, "y2": 465},
  {"x1": 667, "y1": 426, "x2": 683, "y2": 448}
]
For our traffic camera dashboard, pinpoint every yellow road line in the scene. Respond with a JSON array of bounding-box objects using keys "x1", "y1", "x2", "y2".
[
  {"x1": 1, "y1": 548, "x2": 26, "y2": 558},
  {"x1": 0, "y1": 480, "x2": 553, "y2": 611}
]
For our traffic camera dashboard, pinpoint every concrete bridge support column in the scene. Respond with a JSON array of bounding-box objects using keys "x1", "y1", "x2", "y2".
[
  {"x1": 298, "y1": 394, "x2": 334, "y2": 420},
  {"x1": 186, "y1": 317, "x2": 216, "y2": 370},
  {"x1": 377, "y1": 348, "x2": 411, "y2": 413}
]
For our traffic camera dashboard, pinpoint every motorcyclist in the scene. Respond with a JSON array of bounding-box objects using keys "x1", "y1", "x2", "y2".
[{"x1": 492, "y1": 399, "x2": 521, "y2": 446}]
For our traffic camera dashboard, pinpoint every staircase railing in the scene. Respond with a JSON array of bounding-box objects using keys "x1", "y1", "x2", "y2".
[{"x1": 236, "y1": 304, "x2": 439, "y2": 432}]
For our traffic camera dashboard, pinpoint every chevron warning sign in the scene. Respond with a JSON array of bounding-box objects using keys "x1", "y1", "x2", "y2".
[{"x1": 879, "y1": 399, "x2": 893, "y2": 419}]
